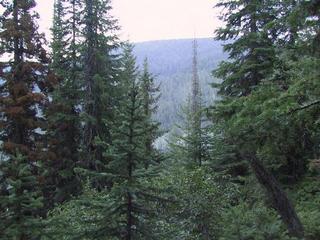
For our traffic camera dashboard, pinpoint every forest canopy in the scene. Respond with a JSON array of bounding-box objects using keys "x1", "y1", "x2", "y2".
[{"x1": 0, "y1": 0, "x2": 319, "y2": 239}]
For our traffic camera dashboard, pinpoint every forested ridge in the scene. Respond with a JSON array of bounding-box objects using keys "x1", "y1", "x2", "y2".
[
  {"x1": 0, "y1": 0, "x2": 319, "y2": 240},
  {"x1": 134, "y1": 38, "x2": 225, "y2": 130}
]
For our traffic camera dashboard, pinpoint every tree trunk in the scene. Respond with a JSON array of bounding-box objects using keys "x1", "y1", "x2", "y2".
[{"x1": 248, "y1": 154, "x2": 304, "y2": 238}]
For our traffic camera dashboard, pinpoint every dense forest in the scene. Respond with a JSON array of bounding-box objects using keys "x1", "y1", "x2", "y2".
[{"x1": 0, "y1": 0, "x2": 319, "y2": 239}]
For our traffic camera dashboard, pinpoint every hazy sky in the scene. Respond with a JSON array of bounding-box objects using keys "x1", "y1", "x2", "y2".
[{"x1": 36, "y1": 0, "x2": 221, "y2": 42}]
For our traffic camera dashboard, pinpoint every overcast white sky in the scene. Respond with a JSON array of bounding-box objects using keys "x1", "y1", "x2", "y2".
[{"x1": 36, "y1": 0, "x2": 221, "y2": 42}]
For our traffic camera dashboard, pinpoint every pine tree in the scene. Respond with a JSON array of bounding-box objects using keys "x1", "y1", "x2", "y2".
[
  {"x1": 43, "y1": 0, "x2": 83, "y2": 208},
  {"x1": 190, "y1": 39, "x2": 204, "y2": 166},
  {"x1": 74, "y1": 44, "x2": 161, "y2": 239},
  {"x1": 166, "y1": 40, "x2": 214, "y2": 239},
  {"x1": 170, "y1": 39, "x2": 209, "y2": 168},
  {"x1": 213, "y1": 0, "x2": 276, "y2": 97},
  {"x1": 105, "y1": 44, "x2": 160, "y2": 239},
  {"x1": 237, "y1": 0, "x2": 320, "y2": 183},
  {"x1": 0, "y1": 0, "x2": 56, "y2": 238},
  {"x1": 0, "y1": 154, "x2": 44, "y2": 239},
  {"x1": 139, "y1": 58, "x2": 161, "y2": 168},
  {"x1": 82, "y1": 0, "x2": 120, "y2": 171}
]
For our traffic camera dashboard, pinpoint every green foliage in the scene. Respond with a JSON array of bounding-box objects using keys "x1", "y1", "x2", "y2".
[
  {"x1": 213, "y1": 0, "x2": 276, "y2": 97},
  {"x1": 44, "y1": 183, "x2": 117, "y2": 240},
  {"x1": 150, "y1": 165, "x2": 237, "y2": 239},
  {"x1": 0, "y1": 154, "x2": 44, "y2": 239},
  {"x1": 294, "y1": 178, "x2": 320, "y2": 239},
  {"x1": 97, "y1": 43, "x2": 162, "y2": 239},
  {"x1": 0, "y1": 0, "x2": 55, "y2": 237},
  {"x1": 60, "y1": 43, "x2": 164, "y2": 239},
  {"x1": 210, "y1": 0, "x2": 320, "y2": 183},
  {"x1": 219, "y1": 201, "x2": 292, "y2": 240},
  {"x1": 139, "y1": 58, "x2": 162, "y2": 166},
  {"x1": 169, "y1": 101, "x2": 211, "y2": 168},
  {"x1": 210, "y1": 0, "x2": 320, "y2": 238},
  {"x1": 1, "y1": 0, "x2": 320, "y2": 239},
  {"x1": 45, "y1": 0, "x2": 83, "y2": 208},
  {"x1": 81, "y1": 0, "x2": 121, "y2": 169}
]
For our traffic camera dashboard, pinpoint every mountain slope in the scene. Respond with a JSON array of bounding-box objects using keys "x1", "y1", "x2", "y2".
[{"x1": 134, "y1": 38, "x2": 226, "y2": 129}]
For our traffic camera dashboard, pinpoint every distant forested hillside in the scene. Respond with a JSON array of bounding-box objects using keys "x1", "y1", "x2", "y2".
[{"x1": 134, "y1": 38, "x2": 226, "y2": 129}]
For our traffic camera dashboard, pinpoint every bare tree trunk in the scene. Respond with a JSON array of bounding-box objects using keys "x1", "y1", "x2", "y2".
[{"x1": 248, "y1": 154, "x2": 304, "y2": 238}]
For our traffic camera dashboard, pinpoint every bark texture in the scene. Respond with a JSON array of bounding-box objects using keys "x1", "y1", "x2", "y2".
[{"x1": 248, "y1": 154, "x2": 304, "y2": 238}]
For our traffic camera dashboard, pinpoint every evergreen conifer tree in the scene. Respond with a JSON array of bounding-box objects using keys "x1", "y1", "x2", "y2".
[
  {"x1": 211, "y1": 0, "x2": 306, "y2": 237},
  {"x1": 82, "y1": 0, "x2": 120, "y2": 172},
  {"x1": 74, "y1": 43, "x2": 161, "y2": 239},
  {"x1": 213, "y1": 0, "x2": 276, "y2": 97},
  {"x1": 43, "y1": 0, "x2": 83, "y2": 208},
  {"x1": 0, "y1": 0, "x2": 56, "y2": 238},
  {"x1": 166, "y1": 40, "x2": 214, "y2": 238},
  {"x1": 103, "y1": 43, "x2": 160, "y2": 239},
  {"x1": 139, "y1": 58, "x2": 161, "y2": 168},
  {"x1": 170, "y1": 39, "x2": 209, "y2": 168}
]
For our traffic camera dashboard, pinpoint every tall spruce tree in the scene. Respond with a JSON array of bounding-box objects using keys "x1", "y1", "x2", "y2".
[
  {"x1": 166, "y1": 40, "x2": 213, "y2": 239},
  {"x1": 0, "y1": 0, "x2": 56, "y2": 238},
  {"x1": 82, "y1": 0, "x2": 120, "y2": 172},
  {"x1": 214, "y1": 0, "x2": 276, "y2": 97},
  {"x1": 170, "y1": 39, "x2": 209, "y2": 168},
  {"x1": 68, "y1": 43, "x2": 161, "y2": 239},
  {"x1": 190, "y1": 39, "x2": 204, "y2": 166},
  {"x1": 43, "y1": 0, "x2": 83, "y2": 208},
  {"x1": 139, "y1": 58, "x2": 161, "y2": 168},
  {"x1": 103, "y1": 43, "x2": 160, "y2": 239}
]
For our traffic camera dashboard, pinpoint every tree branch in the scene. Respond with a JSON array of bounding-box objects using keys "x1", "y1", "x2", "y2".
[{"x1": 289, "y1": 100, "x2": 320, "y2": 114}]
